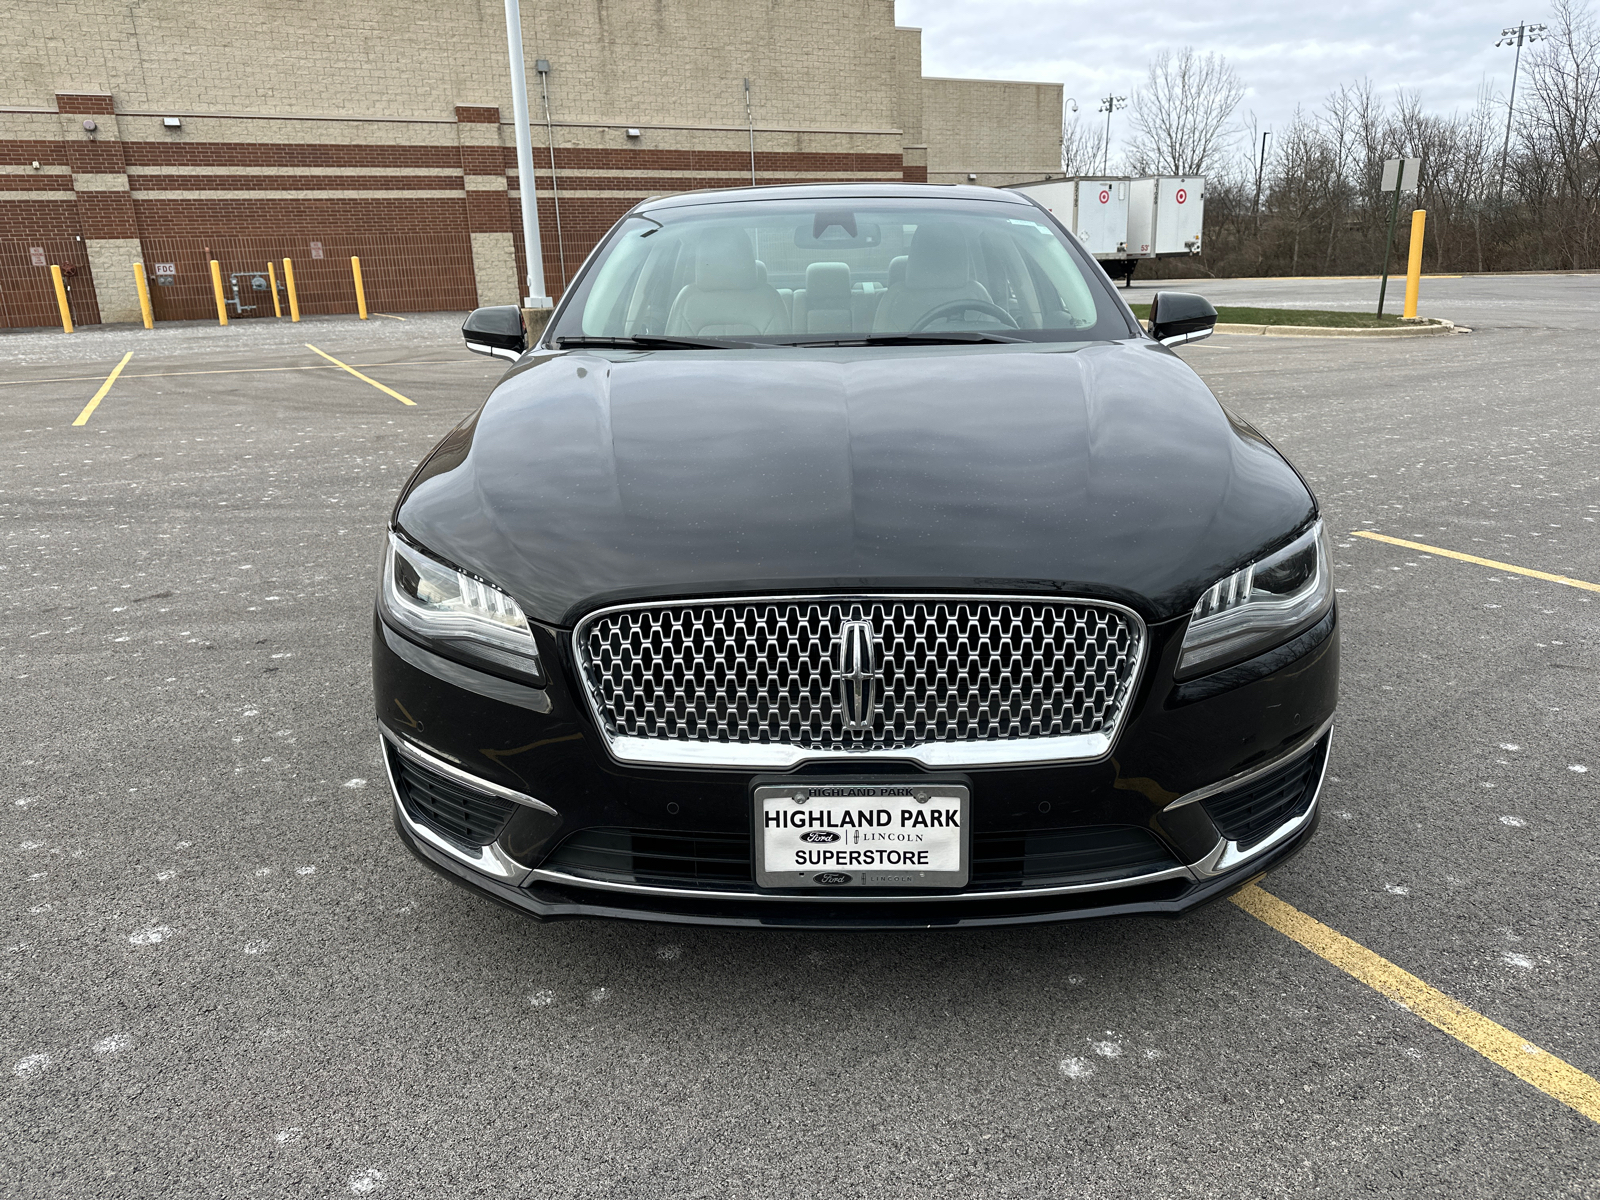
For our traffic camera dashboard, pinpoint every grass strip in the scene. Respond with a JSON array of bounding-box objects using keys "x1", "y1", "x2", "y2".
[{"x1": 1128, "y1": 304, "x2": 1414, "y2": 328}]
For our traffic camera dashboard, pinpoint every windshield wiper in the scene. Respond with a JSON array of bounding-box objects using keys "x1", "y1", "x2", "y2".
[
  {"x1": 555, "y1": 334, "x2": 758, "y2": 350},
  {"x1": 786, "y1": 331, "x2": 1027, "y2": 347}
]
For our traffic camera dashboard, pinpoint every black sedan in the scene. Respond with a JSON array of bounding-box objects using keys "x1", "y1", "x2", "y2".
[{"x1": 372, "y1": 183, "x2": 1337, "y2": 928}]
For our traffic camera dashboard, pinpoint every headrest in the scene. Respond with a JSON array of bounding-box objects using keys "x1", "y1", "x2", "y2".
[
  {"x1": 887, "y1": 255, "x2": 907, "y2": 288},
  {"x1": 755, "y1": 259, "x2": 768, "y2": 283},
  {"x1": 804, "y1": 262, "x2": 851, "y2": 307},
  {"x1": 904, "y1": 224, "x2": 970, "y2": 290},
  {"x1": 694, "y1": 229, "x2": 760, "y2": 291}
]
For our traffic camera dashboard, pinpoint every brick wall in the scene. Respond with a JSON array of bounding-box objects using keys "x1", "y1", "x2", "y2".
[{"x1": 1, "y1": 1, "x2": 1062, "y2": 327}]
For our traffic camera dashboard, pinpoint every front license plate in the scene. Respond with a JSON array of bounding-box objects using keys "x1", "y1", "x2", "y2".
[{"x1": 752, "y1": 780, "x2": 970, "y2": 889}]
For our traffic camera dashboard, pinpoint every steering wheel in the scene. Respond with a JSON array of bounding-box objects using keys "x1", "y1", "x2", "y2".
[{"x1": 909, "y1": 299, "x2": 1020, "y2": 332}]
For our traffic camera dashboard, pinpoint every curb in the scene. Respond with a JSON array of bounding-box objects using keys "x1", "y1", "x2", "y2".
[{"x1": 1212, "y1": 319, "x2": 1463, "y2": 338}]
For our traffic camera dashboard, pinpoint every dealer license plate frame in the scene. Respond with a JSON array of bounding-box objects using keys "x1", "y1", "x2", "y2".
[{"x1": 751, "y1": 778, "x2": 971, "y2": 890}]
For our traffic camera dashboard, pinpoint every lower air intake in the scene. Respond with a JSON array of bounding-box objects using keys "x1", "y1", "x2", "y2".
[
  {"x1": 1202, "y1": 735, "x2": 1328, "y2": 849},
  {"x1": 392, "y1": 752, "x2": 518, "y2": 847}
]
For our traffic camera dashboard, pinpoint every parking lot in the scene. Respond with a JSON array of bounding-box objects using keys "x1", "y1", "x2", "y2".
[{"x1": 5, "y1": 277, "x2": 1598, "y2": 1196}]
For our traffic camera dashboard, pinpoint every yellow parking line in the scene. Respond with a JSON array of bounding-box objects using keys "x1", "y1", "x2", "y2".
[
  {"x1": 1352, "y1": 531, "x2": 1600, "y2": 594},
  {"x1": 1233, "y1": 884, "x2": 1600, "y2": 1123},
  {"x1": 304, "y1": 344, "x2": 416, "y2": 406},
  {"x1": 0, "y1": 360, "x2": 480, "y2": 388},
  {"x1": 72, "y1": 351, "x2": 133, "y2": 426}
]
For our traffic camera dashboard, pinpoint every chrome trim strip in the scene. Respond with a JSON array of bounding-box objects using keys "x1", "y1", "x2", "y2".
[
  {"x1": 465, "y1": 340, "x2": 522, "y2": 363},
  {"x1": 1163, "y1": 716, "x2": 1336, "y2": 811},
  {"x1": 380, "y1": 736, "x2": 535, "y2": 885},
  {"x1": 1186, "y1": 727, "x2": 1331, "y2": 878},
  {"x1": 525, "y1": 861, "x2": 1193, "y2": 904},
  {"x1": 594, "y1": 730, "x2": 1117, "y2": 770},
  {"x1": 570, "y1": 593, "x2": 1149, "y2": 770},
  {"x1": 379, "y1": 725, "x2": 557, "y2": 815}
]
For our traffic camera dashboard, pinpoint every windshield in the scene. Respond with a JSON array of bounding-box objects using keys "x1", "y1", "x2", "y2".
[{"x1": 547, "y1": 197, "x2": 1132, "y2": 346}]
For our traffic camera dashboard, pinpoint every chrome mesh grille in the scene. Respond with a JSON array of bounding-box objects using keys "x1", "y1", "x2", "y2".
[{"x1": 575, "y1": 597, "x2": 1143, "y2": 763}]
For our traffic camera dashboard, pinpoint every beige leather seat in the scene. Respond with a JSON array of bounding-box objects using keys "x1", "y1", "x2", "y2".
[
  {"x1": 665, "y1": 230, "x2": 791, "y2": 336},
  {"x1": 792, "y1": 262, "x2": 853, "y2": 334},
  {"x1": 872, "y1": 224, "x2": 991, "y2": 333}
]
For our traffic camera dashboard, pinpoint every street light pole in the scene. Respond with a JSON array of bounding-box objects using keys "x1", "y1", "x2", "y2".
[
  {"x1": 503, "y1": 0, "x2": 550, "y2": 308},
  {"x1": 1495, "y1": 22, "x2": 1546, "y2": 203},
  {"x1": 1097, "y1": 94, "x2": 1126, "y2": 175}
]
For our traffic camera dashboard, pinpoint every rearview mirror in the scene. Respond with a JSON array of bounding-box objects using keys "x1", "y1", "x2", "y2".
[
  {"x1": 463, "y1": 305, "x2": 527, "y2": 362},
  {"x1": 1148, "y1": 292, "x2": 1217, "y2": 347}
]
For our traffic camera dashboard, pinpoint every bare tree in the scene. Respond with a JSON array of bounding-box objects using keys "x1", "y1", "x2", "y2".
[
  {"x1": 1133, "y1": 10, "x2": 1600, "y2": 281},
  {"x1": 1061, "y1": 117, "x2": 1106, "y2": 174},
  {"x1": 1519, "y1": 0, "x2": 1600, "y2": 266},
  {"x1": 1129, "y1": 48, "x2": 1245, "y2": 175}
]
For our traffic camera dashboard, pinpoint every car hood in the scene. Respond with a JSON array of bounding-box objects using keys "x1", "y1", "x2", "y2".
[{"x1": 397, "y1": 341, "x2": 1315, "y2": 626}]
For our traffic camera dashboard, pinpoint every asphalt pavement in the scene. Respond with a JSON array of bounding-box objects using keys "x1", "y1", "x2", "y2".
[{"x1": 4, "y1": 278, "x2": 1598, "y2": 1197}]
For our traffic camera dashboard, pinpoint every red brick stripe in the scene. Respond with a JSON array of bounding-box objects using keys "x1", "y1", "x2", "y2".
[
  {"x1": 122, "y1": 142, "x2": 466, "y2": 168},
  {"x1": 56, "y1": 93, "x2": 116, "y2": 115},
  {"x1": 127, "y1": 174, "x2": 465, "y2": 192}
]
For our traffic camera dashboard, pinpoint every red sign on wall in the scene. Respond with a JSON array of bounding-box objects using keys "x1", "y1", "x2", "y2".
[
  {"x1": 1099, "y1": 189, "x2": 1110, "y2": 204},
  {"x1": 1175, "y1": 188, "x2": 1188, "y2": 204},
  {"x1": 30, "y1": 246, "x2": 46, "y2": 267},
  {"x1": 310, "y1": 241, "x2": 324, "y2": 259}
]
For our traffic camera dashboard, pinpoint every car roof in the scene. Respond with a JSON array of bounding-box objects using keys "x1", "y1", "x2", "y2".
[{"x1": 633, "y1": 182, "x2": 1036, "y2": 214}]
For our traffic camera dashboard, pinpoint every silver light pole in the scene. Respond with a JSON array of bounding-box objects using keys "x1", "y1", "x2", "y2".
[
  {"x1": 1097, "y1": 94, "x2": 1126, "y2": 175},
  {"x1": 504, "y1": 0, "x2": 550, "y2": 307},
  {"x1": 1495, "y1": 22, "x2": 1545, "y2": 203}
]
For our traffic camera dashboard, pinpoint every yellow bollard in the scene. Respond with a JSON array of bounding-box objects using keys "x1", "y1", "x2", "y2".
[
  {"x1": 282, "y1": 257, "x2": 301, "y2": 322},
  {"x1": 267, "y1": 262, "x2": 282, "y2": 318},
  {"x1": 351, "y1": 255, "x2": 368, "y2": 319},
  {"x1": 132, "y1": 263, "x2": 154, "y2": 329},
  {"x1": 1403, "y1": 209, "x2": 1427, "y2": 319},
  {"x1": 209, "y1": 259, "x2": 229, "y2": 326},
  {"x1": 50, "y1": 265, "x2": 73, "y2": 333}
]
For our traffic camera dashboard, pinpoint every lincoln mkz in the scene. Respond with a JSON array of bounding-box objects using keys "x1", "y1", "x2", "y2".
[{"x1": 371, "y1": 183, "x2": 1338, "y2": 928}]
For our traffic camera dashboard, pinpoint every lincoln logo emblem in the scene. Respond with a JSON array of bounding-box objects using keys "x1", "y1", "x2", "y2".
[{"x1": 835, "y1": 619, "x2": 882, "y2": 731}]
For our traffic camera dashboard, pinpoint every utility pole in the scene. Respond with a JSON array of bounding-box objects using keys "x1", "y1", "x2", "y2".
[
  {"x1": 1495, "y1": 22, "x2": 1546, "y2": 202},
  {"x1": 1252, "y1": 130, "x2": 1271, "y2": 237},
  {"x1": 744, "y1": 78, "x2": 756, "y2": 186},
  {"x1": 535, "y1": 58, "x2": 567, "y2": 291},
  {"x1": 1097, "y1": 94, "x2": 1126, "y2": 175},
  {"x1": 503, "y1": 0, "x2": 550, "y2": 308}
]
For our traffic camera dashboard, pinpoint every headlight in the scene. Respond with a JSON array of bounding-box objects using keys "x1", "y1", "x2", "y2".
[
  {"x1": 1176, "y1": 520, "x2": 1332, "y2": 679},
  {"x1": 379, "y1": 532, "x2": 543, "y2": 679}
]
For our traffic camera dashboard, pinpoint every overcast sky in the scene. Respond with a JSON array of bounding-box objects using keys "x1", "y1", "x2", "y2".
[{"x1": 899, "y1": 0, "x2": 1539, "y2": 162}]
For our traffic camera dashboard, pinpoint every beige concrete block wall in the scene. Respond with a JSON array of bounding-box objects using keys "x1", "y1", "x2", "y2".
[
  {"x1": 470, "y1": 232, "x2": 518, "y2": 307},
  {"x1": 922, "y1": 77, "x2": 1064, "y2": 184},
  {"x1": 893, "y1": 26, "x2": 924, "y2": 148},
  {"x1": 84, "y1": 237, "x2": 143, "y2": 322},
  {"x1": 1, "y1": 0, "x2": 901, "y2": 133}
]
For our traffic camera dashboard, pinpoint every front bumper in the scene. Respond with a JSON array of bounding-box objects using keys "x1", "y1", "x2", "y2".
[{"x1": 372, "y1": 605, "x2": 1339, "y2": 929}]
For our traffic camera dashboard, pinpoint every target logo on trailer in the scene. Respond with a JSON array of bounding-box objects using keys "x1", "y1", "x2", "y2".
[
  {"x1": 1098, "y1": 189, "x2": 1110, "y2": 204},
  {"x1": 1175, "y1": 188, "x2": 1188, "y2": 204}
]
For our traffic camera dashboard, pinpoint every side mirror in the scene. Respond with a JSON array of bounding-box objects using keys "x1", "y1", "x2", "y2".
[
  {"x1": 463, "y1": 305, "x2": 527, "y2": 362},
  {"x1": 1148, "y1": 291, "x2": 1217, "y2": 347}
]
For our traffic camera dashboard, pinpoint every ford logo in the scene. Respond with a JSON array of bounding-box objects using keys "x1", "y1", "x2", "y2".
[
  {"x1": 813, "y1": 872, "x2": 852, "y2": 886},
  {"x1": 799, "y1": 830, "x2": 840, "y2": 843}
]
